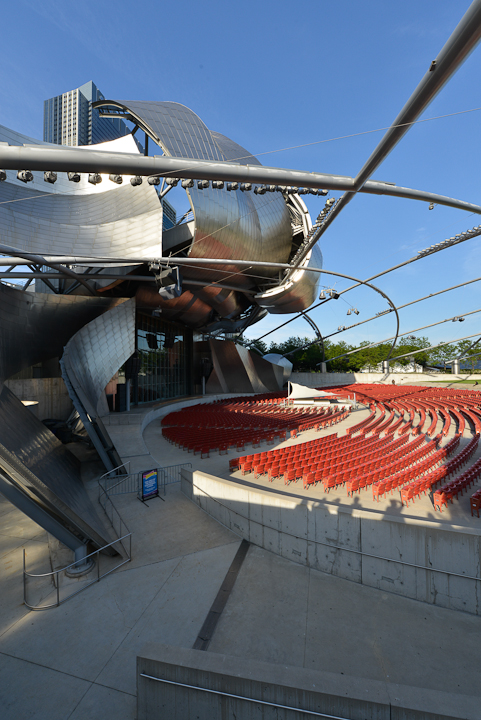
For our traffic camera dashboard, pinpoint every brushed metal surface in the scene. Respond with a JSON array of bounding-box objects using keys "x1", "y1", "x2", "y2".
[
  {"x1": 0, "y1": 383, "x2": 112, "y2": 548},
  {"x1": 61, "y1": 298, "x2": 136, "y2": 418},
  {"x1": 206, "y1": 340, "x2": 284, "y2": 393},
  {"x1": 0, "y1": 125, "x2": 163, "y2": 260},
  {"x1": 0, "y1": 283, "x2": 123, "y2": 382}
]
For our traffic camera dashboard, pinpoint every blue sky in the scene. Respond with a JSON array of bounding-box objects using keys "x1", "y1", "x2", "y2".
[{"x1": 1, "y1": 0, "x2": 480, "y2": 350}]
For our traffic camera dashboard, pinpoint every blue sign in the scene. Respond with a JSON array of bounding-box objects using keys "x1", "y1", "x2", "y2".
[{"x1": 141, "y1": 468, "x2": 159, "y2": 501}]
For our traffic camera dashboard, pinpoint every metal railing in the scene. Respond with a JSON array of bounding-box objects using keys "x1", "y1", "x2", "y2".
[
  {"x1": 23, "y1": 533, "x2": 132, "y2": 610},
  {"x1": 99, "y1": 462, "x2": 192, "y2": 497},
  {"x1": 23, "y1": 469, "x2": 132, "y2": 610}
]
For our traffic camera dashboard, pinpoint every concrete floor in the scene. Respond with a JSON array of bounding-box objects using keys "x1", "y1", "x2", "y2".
[{"x1": 2, "y1": 398, "x2": 481, "y2": 718}]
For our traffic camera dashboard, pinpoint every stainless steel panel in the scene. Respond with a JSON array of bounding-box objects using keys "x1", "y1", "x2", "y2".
[
  {"x1": 255, "y1": 243, "x2": 323, "y2": 314},
  {"x1": 206, "y1": 340, "x2": 284, "y2": 393},
  {"x1": 0, "y1": 125, "x2": 163, "y2": 260},
  {"x1": 0, "y1": 383, "x2": 112, "y2": 548},
  {"x1": 0, "y1": 283, "x2": 123, "y2": 382},
  {"x1": 61, "y1": 299, "x2": 136, "y2": 418}
]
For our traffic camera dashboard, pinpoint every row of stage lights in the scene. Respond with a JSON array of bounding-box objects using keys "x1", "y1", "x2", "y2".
[
  {"x1": 0, "y1": 169, "x2": 329, "y2": 196},
  {"x1": 416, "y1": 225, "x2": 481, "y2": 257}
]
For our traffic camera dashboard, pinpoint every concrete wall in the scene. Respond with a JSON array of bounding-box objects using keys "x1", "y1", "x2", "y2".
[
  {"x1": 137, "y1": 642, "x2": 480, "y2": 720},
  {"x1": 182, "y1": 470, "x2": 481, "y2": 616},
  {"x1": 290, "y1": 372, "x2": 475, "y2": 388},
  {"x1": 5, "y1": 377, "x2": 73, "y2": 420}
]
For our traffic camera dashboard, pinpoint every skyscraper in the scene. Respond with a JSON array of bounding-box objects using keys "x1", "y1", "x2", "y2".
[{"x1": 43, "y1": 81, "x2": 130, "y2": 146}]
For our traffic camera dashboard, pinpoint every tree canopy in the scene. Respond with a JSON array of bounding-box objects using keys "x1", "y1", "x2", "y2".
[{"x1": 252, "y1": 335, "x2": 478, "y2": 373}]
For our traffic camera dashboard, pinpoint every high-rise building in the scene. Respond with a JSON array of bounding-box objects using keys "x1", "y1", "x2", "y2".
[{"x1": 43, "y1": 81, "x2": 130, "y2": 146}]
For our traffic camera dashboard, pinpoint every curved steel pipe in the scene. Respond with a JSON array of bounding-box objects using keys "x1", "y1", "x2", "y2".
[{"x1": 0, "y1": 145, "x2": 480, "y2": 216}]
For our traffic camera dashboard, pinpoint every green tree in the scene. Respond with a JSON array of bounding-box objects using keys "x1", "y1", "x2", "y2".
[
  {"x1": 429, "y1": 343, "x2": 457, "y2": 372},
  {"x1": 456, "y1": 340, "x2": 481, "y2": 372}
]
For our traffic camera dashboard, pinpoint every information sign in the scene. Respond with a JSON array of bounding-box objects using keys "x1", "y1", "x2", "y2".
[{"x1": 141, "y1": 468, "x2": 159, "y2": 501}]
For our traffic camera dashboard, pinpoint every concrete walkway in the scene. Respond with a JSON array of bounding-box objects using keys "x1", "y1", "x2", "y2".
[{"x1": 2, "y1": 396, "x2": 481, "y2": 718}]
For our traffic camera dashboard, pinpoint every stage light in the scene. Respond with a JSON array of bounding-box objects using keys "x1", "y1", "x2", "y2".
[
  {"x1": 226, "y1": 182, "x2": 239, "y2": 191},
  {"x1": 254, "y1": 186, "x2": 266, "y2": 195},
  {"x1": 165, "y1": 178, "x2": 179, "y2": 186},
  {"x1": 149, "y1": 177, "x2": 161, "y2": 186},
  {"x1": 197, "y1": 180, "x2": 209, "y2": 189},
  {"x1": 88, "y1": 173, "x2": 102, "y2": 185},
  {"x1": 353, "y1": 308, "x2": 360, "y2": 315},
  {"x1": 44, "y1": 171, "x2": 57, "y2": 184},
  {"x1": 130, "y1": 176, "x2": 143, "y2": 186},
  {"x1": 181, "y1": 178, "x2": 194, "y2": 188},
  {"x1": 0, "y1": 170, "x2": 6, "y2": 181},
  {"x1": 347, "y1": 309, "x2": 351, "y2": 315},
  {"x1": 109, "y1": 174, "x2": 122, "y2": 185},
  {"x1": 317, "y1": 189, "x2": 328, "y2": 196},
  {"x1": 17, "y1": 170, "x2": 34, "y2": 183},
  {"x1": 155, "y1": 266, "x2": 182, "y2": 300},
  {"x1": 240, "y1": 183, "x2": 252, "y2": 192},
  {"x1": 212, "y1": 180, "x2": 224, "y2": 189},
  {"x1": 329, "y1": 290, "x2": 340, "y2": 299},
  {"x1": 67, "y1": 172, "x2": 81, "y2": 183},
  {"x1": 266, "y1": 185, "x2": 276, "y2": 192},
  {"x1": 319, "y1": 290, "x2": 326, "y2": 300}
]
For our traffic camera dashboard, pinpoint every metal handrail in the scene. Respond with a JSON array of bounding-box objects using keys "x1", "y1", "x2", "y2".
[
  {"x1": 99, "y1": 460, "x2": 131, "y2": 480},
  {"x1": 23, "y1": 471, "x2": 132, "y2": 610},
  {"x1": 23, "y1": 532, "x2": 132, "y2": 610},
  {"x1": 139, "y1": 674, "x2": 351, "y2": 720}
]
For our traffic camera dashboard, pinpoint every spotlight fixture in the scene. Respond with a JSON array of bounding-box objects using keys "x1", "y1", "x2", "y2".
[
  {"x1": 317, "y1": 189, "x2": 329, "y2": 196},
  {"x1": 197, "y1": 179, "x2": 209, "y2": 189},
  {"x1": 88, "y1": 173, "x2": 102, "y2": 185},
  {"x1": 0, "y1": 170, "x2": 6, "y2": 181},
  {"x1": 347, "y1": 309, "x2": 351, "y2": 316},
  {"x1": 226, "y1": 182, "x2": 239, "y2": 191},
  {"x1": 165, "y1": 178, "x2": 179, "y2": 186},
  {"x1": 415, "y1": 225, "x2": 481, "y2": 258},
  {"x1": 265, "y1": 185, "x2": 276, "y2": 192},
  {"x1": 130, "y1": 176, "x2": 143, "y2": 186},
  {"x1": 212, "y1": 180, "x2": 224, "y2": 189},
  {"x1": 329, "y1": 289, "x2": 340, "y2": 299},
  {"x1": 452, "y1": 317, "x2": 465, "y2": 322},
  {"x1": 67, "y1": 172, "x2": 81, "y2": 183},
  {"x1": 240, "y1": 183, "x2": 252, "y2": 192},
  {"x1": 308, "y1": 188, "x2": 318, "y2": 195},
  {"x1": 326, "y1": 197, "x2": 336, "y2": 206},
  {"x1": 254, "y1": 185, "x2": 266, "y2": 195},
  {"x1": 276, "y1": 186, "x2": 287, "y2": 192},
  {"x1": 429, "y1": 202, "x2": 435, "y2": 210},
  {"x1": 148, "y1": 176, "x2": 161, "y2": 186},
  {"x1": 338, "y1": 325, "x2": 347, "y2": 331},
  {"x1": 352, "y1": 308, "x2": 360, "y2": 315},
  {"x1": 181, "y1": 178, "x2": 194, "y2": 188},
  {"x1": 109, "y1": 174, "x2": 122, "y2": 185},
  {"x1": 319, "y1": 290, "x2": 326, "y2": 300},
  {"x1": 44, "y1": 171, "x2": 57, "y2": 184},
  {"x1": 154, "y1": 266, "x2": 182, "y2": 300},
  {"x1": 17, "y1": 170, "x2": 34, "y2": 183}
]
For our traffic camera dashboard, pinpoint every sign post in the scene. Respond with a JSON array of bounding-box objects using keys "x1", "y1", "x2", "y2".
[{"x1": 139, "y1": 468, "x2": 163, "y2": 504}]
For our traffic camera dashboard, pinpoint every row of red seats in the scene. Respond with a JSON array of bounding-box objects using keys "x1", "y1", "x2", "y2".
[{"x1": 397, "y1": 434, "x2": 474, "y2": 507}]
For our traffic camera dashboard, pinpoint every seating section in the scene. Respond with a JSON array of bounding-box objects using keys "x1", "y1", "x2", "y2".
[
  {"x1": 162, "y1": 393, "x2": 351, "y2": 456},
  {"x1": 228, "y1": 383, "x2": 481, "y2": 518}
]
